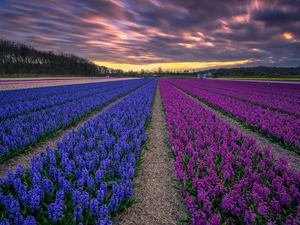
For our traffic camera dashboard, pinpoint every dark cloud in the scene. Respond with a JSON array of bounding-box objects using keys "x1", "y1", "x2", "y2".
[
  {"x1": 0, "y1": 0, "x2": 299, "y2": 68},
  {"x1": 252, "y1": 9, "x2": 300, "y2": 26}
]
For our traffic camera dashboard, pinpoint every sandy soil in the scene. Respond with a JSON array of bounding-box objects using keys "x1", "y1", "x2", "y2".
[
  {"x1": 0, "y1": 77, "x2": 138, "y2": 90},
  {"x1": 116, "y1": 83, "x2": 185, "y2": 225}
]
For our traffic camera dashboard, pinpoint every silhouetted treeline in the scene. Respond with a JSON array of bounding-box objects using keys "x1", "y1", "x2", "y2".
[
  {"x1": 0, "y1": 39, "x2": 124, "y2": 76},
  {"x1": 202, "y1": 66, "x2": 300, "y2": 77}
]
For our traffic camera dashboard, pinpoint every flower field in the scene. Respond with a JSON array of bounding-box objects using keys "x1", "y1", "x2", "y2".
[
  {"x1": 160, "y1": 79, "x2": 300, "y2": 224},
  {"x1": 174, "y1": 79, "x2": 300, "y2": 116},
  {"x1": 0, "y1": 78, "x2": 299, "y2": 225},
  {"x1": 0, "y1": 78, "x2": 138, "y2": 91},
  {"x1": 166, "y1": 79, "x2": 300, "y2": 153},
  {"x1": 0, "y1": 79, "x2": 156, "y2": 224},
  {"x1": 0, "y1": 79, "x2": 149, "y2": 162}
]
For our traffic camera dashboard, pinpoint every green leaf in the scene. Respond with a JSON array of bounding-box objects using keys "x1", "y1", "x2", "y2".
[{"x1": 176, "y1": 219, "x2": 190, "y2": 224}]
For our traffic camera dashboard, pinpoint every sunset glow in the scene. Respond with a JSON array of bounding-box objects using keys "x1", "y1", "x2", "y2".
[
  {"x1": 0, "y1": 0, "x2": 299, "y2": 70},
  {"x1": 283, "y1": 32, "x2": 293, "y2": 40},
  {"x1": 95, "y1": 60, "x2": 251, "y2": 72}
]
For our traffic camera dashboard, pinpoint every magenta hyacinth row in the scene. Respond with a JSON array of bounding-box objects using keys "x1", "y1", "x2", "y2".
[
  {"x1": 160, "y1": 79, "x2": 300, "y2": 225},
  {"x1": 167, "y1": 79, "x2": 300, "y2": 152}
]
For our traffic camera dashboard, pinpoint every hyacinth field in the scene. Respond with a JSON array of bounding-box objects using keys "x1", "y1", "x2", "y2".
[
  {"x1": 0, "y1": 78, "x2": 300, "y2": 225},
  {"x1": 0, "y1": 79, "x2": 148, "y2": 163},
  {"x1": 160, "y1": 80, "x2": 300, "y2": 224},
  {"x1": 166, "y1": 79, "x2": 300, "y2": 152}
]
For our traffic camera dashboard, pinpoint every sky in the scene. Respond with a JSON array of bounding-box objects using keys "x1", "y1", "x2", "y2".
[{"x1": 0, "y1": 0, "x2": 299, "y2": 71}]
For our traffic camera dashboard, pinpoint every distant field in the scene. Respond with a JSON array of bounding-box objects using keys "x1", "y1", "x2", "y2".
[
  {"x1": 215, "y1": 77, "x2": 300, "y2": 81},
  {"x1": 0, "y1": 77, "x2": 138, "y2": 90}
]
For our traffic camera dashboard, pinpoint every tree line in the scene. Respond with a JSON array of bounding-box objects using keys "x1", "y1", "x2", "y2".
[
  {"x1": 204, "y1": 66, "x2": 300, "y2": 78},
  {"x1": 0, "y1": 39, "x2": 124, "y2": 76}
]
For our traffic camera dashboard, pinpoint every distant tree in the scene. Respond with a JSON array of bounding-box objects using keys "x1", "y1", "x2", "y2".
[
  {"x1": 158, "y1": 67, "x2": 163, "y2": 73},
  {"x1": 199, "y1": 66, "x2": 300, "y2": 78},
  {"x1": 0, "y1": 39, "x2": 122, "y2": 76}
]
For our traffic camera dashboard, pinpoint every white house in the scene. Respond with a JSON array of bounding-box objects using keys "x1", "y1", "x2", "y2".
[{"x1": 197, "y1": 71, "x2": 213, "y2": 79}]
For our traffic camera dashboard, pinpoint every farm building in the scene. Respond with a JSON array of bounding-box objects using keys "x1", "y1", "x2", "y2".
[
  {"x1": 197, "y1": 71, "x2": 214, "y2": 79},
  {"x1": 153, "y1": 74, "x2": 158, "y2": 77}
]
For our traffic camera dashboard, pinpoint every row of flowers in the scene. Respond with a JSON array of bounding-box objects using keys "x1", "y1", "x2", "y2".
[
  {"x1": 0, "y1": 81, "x2": 117, "y2": 106},
  {"x1": 0, "y1": 79, "x2": 156, "y2": 224},
  {"x1": 206, "y1": 79, "x2": 300, "y2": 103},
  {"x1": 160, "y1": 80, "x2": 300, "y2": 225},
  {"x1": 180, "y1": 79, "x2": 300, "y2": 117},
  {"x1": 0, "y1": 79, "x2": 150, "y2": 163},
  {"x1": 167, "y1": 79, "x2": 300, "y2": 152},
  {"x1": 0, "y1": 80, "x2": 136, "y2": 120}
]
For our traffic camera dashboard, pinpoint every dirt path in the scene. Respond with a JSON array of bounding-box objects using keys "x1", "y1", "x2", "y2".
[
  {"x1": 173, "y1": 86, "x2": 300, "y2": 171},
  {"x1": 0, "y1": 95, "x2": 127, "y2": 178},
  {"x1": 116, "y1": 83, "x2": 185, "y2": 225}
]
